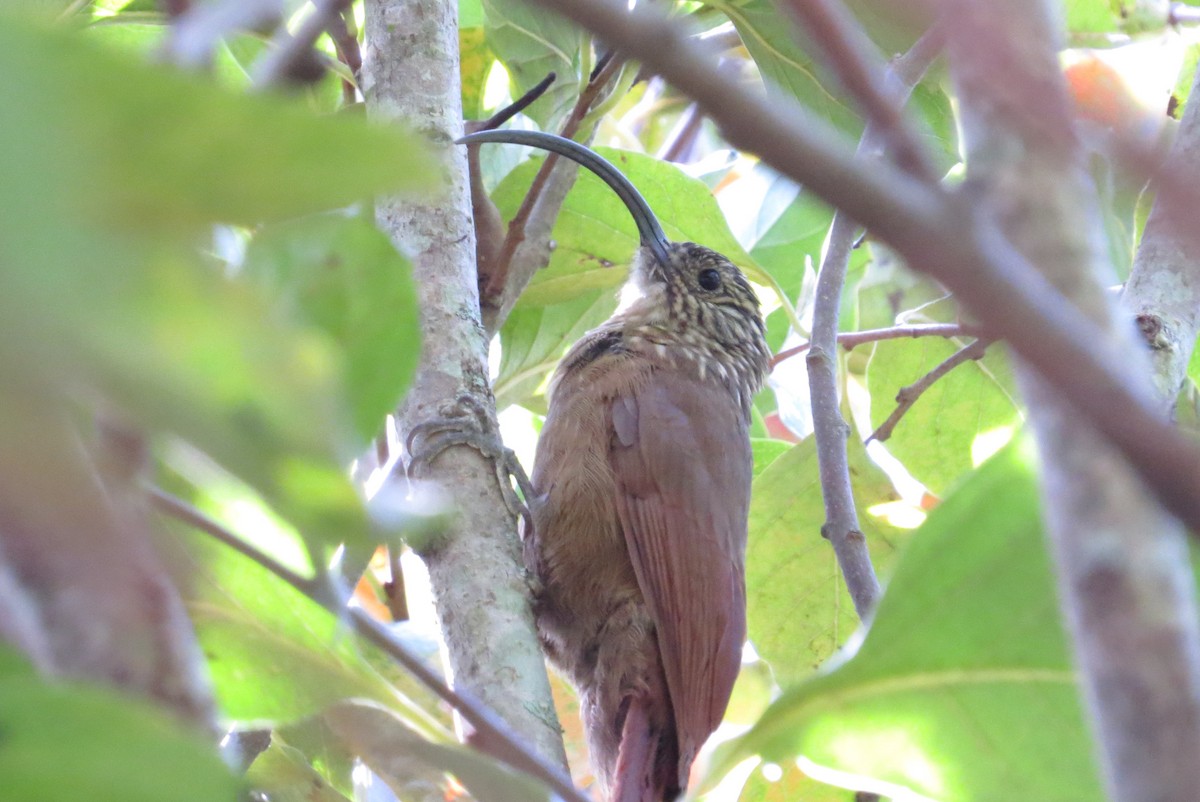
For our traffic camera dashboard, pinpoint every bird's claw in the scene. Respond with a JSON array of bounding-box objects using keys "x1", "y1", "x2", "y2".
[{"x1": 406, "y1": 395, "x2": 534, "y2": 536}]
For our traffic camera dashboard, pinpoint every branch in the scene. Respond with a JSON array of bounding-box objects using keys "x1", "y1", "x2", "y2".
[
  {"x1": 805, "y1": 25, "x2": 944, "y2": 620},
  {"x1": 946, "y1": 3, "x2": 1200, "y2": 801},
  {"x1": 468, "y1": 73, "x2": 559, "y2": 300},
  {"x1": 251, "y1": 0, "x2": 351, "y2": 90},
  {"x1": 161, "y1": 0, "x2": 281, "y2": 70},
  {"x1": 779, "y1": 0, "x2": 937, "y2": 180},
  {"x1": 807, "y1": 213, "x2": 881, "y2": 618},
  {"x1": 325, "y1": 5, "x2": 363, "y2": 103},
  {"x1": 770, "y1": 322, "x2": 975, "y2": 368},
  {"x1": 1121, "y1": 60, "x2": 1200, "y2": 409},
  {"x1": 148, "y1": 488, "x2": 589, "y2": 802},
  {"x1": 519, "y1": 0, "x2": 1200, "y2": 543},
  {"x1": 867, "y1": 338, "x2": 991, "y2": 444},
  {"x1": 481, "y1": 54, "x2": 627, "y2": 335}
]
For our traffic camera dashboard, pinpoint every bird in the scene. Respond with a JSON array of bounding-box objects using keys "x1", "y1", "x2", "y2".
[{"x1": 458, "y1": 129, "x2": 770, "y2": 802}]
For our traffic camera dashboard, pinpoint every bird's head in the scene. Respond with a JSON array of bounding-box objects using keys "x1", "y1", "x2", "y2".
[{"x1": 457, "y1": 129, "x2": 768, "y2": 374}]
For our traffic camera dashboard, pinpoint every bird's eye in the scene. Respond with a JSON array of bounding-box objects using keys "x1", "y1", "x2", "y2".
[{"x1": 697, "y1": 268, "x2": 721, "y2": 291}]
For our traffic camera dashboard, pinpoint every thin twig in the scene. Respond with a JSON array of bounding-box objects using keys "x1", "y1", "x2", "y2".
[
  {"x1": 522, "y1": 0, "x2": 1200, "y2": 547},
  {"x1": 657, "y1": 102, "x2": 705, "y2": 163},
  {"x1": 162, "y1": 0, "x2": 281, "y2": 69},
  {"x1": 149, "y1": 487, "x2": 589, "y2": 802},
  {"x1": 808, "y1": 213, "x2": 881, "y2": 618},
  {"x1": 325, "y1": 5, "x2": 362, "y2": 103},
  {"x1": 805, "y1": 25, "x2": 945, "y2": 620},
  {"x1": 770, "y1": 322, "x2": 976, "y2": 368},
  {"x1": 482, "y1": 52, "x2": 624, "y2": 312},
  {"x1": 779, "y1": 0, "x2": 937, "y2": 180},
  {"x1": 478, "y1": 73, "x2": 559, "y2": 131},
  {"x1": 251, "y1": 0, "x2": 351, "y2": 89},
  {"x1": 867, "y1": 338, "x2": 992, "y2": 443},
  {"x1": 385, "y1": 547, "x2": 410, "y2": 622}
]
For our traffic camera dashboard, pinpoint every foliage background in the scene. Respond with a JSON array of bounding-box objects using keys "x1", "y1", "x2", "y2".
[{"x1": 3, "y1": 1, "x2": 1200, "y2": 801}]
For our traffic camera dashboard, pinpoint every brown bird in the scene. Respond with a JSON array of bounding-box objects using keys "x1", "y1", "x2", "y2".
[{"x1": 459, "y1": 130, "x2": 770, "y2": 802}]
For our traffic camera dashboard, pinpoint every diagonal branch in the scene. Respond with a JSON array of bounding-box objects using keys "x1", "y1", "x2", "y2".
[
  {"x1": 779, "y1": 0, "x2": 938, "y2": 180},
  {"x1": 867, "y1": 337, "x2": 991, "y2": 444},
  {"x1": 148, "y1": 488, "x2": 589, "y2": 802},
  {"x1": 517, "y1": 0, "x2": 1200, "y2": 540},
  {"x1": 251, "y1": 0, "x2": 351, "y2": 89},
  {"x1": 482, "y1": 53, "x2": 627, "y2": 335}
]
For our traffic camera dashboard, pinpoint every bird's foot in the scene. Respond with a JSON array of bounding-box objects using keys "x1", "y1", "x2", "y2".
[{"x1": 405, "y1": 395, "x2": 534, "y2": 534}]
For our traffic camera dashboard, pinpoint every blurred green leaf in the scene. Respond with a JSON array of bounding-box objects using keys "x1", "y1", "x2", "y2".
[
  {"x1": 461, "y1": 24, "x2": 494, "y2": 120},
  {"x1": 482, "y1": 0, "x2": 582, "y2": 128},
  {"x1": 719, "y1": 439, "x2": 1103, "y2": 802},
  {"x1": 0, "y1": 16, "x2": 436, "y2": 556},
  {"x1": 0, "y1": 648, "x2": 240, "y2": 802},
  {"x1": 160, "y1": 521, "x2": 452, "y2": 735},
  {"x1": 737, "y1": 761, "x2": 858, "y2": 802},
  {"x1": 867, "y1": 338, "x2": 1020, "y2": 495},
  {"x1": 745, "y1": 437, "x2": 903, "y2": 683},
  {"x1": 751, "y1": 437, "x2": 793, "y2": 478},
  {"x1": 1172, "y1": 42, "x2": 1200, "y2": 117},
  {"x1": 326, "y1": 700, "x2": 556, "y2": 802},
  {"x1": 1065, "y1": 0, "x2": 1121, "y2": 35},
  {"x1": 246, "y1": 737, "x2": 354, "y2": 802},
  {"x1": 243, "y1": 214, "x2": 421, "y2": 445}
]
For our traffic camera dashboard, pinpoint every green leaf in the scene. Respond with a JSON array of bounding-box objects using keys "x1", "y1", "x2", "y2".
[
  {"x1": 1065, "y1": 0, "x2": 1121, "y2": 35},
  {"x1": 737, "y1": 761, "x2": 859, "y2": 802},
  {"x1": 16, "y1": 21, "x2": 435, "y2": 233},
  {"x1": 326, "y1": 700, "x2": 556, "y2": 802},
  {"x1": 719, "y1": 439, "x2": 1102, "y2": 802},
  {"x1": 161, "y1": 522, "x2": 451, "y2": 736},
  {"x1": 461, "y1": 25, "x2": 494, "y2": 120},
  {"x1": 1171, "y1": 42, "x2": 1200, "y2": 118},
  {"x1": 745, "y1": 437, "x2": 904, "y2": 683},
  {"x1": 0, "y1": 649, "x2": 240, "y2": 802},
  {"x1": 483, "y1": 0, "x2": 583, "y2": 128},
  {"x1": 243, "y1": 214, "x2": 421, "y2": 445},
  {"x1": 246, "y1": 737, "x2": 354, "y2": 802},
  {"x1": 0, "y1": 16, "x2": 432, "y2": 556},
  {"x1": 751, "y1": 437, "x2": 793, "y2": 478},
  {"x1": 866, "y1": 338, "x2": 1020, "y2": 495},
  {"x1": 701, "y1": 1, "x2": 957, "y2": 171},
  {"x1": 496, "y1": 290, "x2": 613, "y2": 410}
]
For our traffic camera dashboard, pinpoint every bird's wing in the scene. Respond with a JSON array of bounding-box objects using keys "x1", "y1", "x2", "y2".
[{"x1": 609, "y1": 370, "x2": 751, "y2": 778}]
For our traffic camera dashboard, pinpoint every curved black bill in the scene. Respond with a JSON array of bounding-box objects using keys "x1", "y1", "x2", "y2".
[{"x1": 457, "y1": 129, "x2": 672, "y2": 267}]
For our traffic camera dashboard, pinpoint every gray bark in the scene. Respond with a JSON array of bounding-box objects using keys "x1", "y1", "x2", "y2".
[
  {"x1": 361, "y1": 0, "x2": 567, "y2": 769},
  {"x1": 1123, "y1": 65, "x2": 1200, "y2": 409},
  {"x1": 947, "y1": 3, "x2": 1200, "y2": 800}
]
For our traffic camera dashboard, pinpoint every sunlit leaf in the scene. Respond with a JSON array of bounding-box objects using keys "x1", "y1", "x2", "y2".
[
  {"x1": 0, "y1": 648, "x2": 240, "y2": 802},
  {"x1": 246, "y1": 737, "x2": 354, "y2": 802},
  {"x1": 718, "y1": 439, "x2": 1104, "y2": 802},
  {"x1": 866, "y1": 337, "x2": 1020, "y2": 495},
  {"x1": 745, "y1": 437, "x2": 903, "y2": 683}
]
